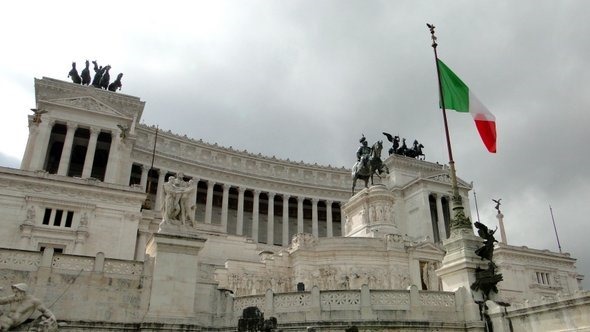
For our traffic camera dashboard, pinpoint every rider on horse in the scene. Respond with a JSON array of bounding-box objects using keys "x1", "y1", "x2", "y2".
[{"x1": 356, "y1": 135, "x2": 372, "y2": 164}]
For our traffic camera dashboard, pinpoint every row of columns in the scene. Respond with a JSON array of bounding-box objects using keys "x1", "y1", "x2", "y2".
[
  {"x1": 428, "y1": 193, "x2": 450, "y2": 242},
  {"x1": 25, "y1": 120, "x2": 120, "y2": 182},
  {"x1": 136, "y1": 165, "x2": 343, "y2": 246}
]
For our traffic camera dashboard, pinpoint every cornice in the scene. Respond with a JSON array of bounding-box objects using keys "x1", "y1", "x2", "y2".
[
  {"x1": 135, "y1": 124, "x2": 349, "y2": 172},
  {"x1": 0, "y1": 167, "x2": 145, "y2": 206}
]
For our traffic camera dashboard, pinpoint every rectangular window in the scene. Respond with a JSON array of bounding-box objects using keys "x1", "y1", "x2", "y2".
[
  {"x1": 65, "y1": 211, "x2": 74, "y2": 228},
  {"x1": 42, "y1": 208, "x2": 52, "y2": 225},
  {"x1": 53, "y1": 209, "x2": 63, "y2": 226}
]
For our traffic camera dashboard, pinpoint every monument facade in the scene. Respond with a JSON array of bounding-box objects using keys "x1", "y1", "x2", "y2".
[{"x1": 0, "y1": 77, "x2": 586, "y2": 331}]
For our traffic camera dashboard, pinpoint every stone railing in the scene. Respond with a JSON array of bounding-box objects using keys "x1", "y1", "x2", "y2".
[
  {"x1": 233, "y1": 285, "x2": 466, "y2": 324},
  {"x1": 0, "y1": 248, "x2": 42, "y2": 271},
  {"x1": 0, "y1": 248, "x2": 144, "y2": 278}
]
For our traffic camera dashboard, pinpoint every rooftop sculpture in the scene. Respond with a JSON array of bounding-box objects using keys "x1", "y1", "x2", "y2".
[
  {"x1": 68, "y1": 60, "x2": 124, "y2": 92},
  {"x1": 383, "y1": 132, "x2": 425, "y2": 160}
]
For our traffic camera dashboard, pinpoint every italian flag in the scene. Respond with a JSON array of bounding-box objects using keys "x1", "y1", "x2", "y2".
[{"x1": 437, "y1": 59, "x2": 497, "y2": 153}]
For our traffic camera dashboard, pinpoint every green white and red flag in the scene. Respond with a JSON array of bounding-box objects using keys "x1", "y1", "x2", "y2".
[{"x1": 437, "y1": 59, "x2": 497, "y2": 153}]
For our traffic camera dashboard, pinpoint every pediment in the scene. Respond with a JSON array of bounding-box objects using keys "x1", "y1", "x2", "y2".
[
  {"x1": 425, "y1": 172, "x2": 471, "y2": 188},
  {"x1": 44, "y1": 96, "x2": 130, "y2": 120},
  {"x1": 414, "y1": 241, "x2": 445, "y2": 254}
]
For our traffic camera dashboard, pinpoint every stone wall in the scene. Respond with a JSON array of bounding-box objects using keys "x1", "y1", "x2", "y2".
[
  {"x1": 0, "y1": 248, "x2": 151, "y2": 323},
  {"x1": 233, "y1": 285, "x2": 470, "y2": 328},
  {"x1": 487, "y1": 291, "x2": 590, "y2": 332}
]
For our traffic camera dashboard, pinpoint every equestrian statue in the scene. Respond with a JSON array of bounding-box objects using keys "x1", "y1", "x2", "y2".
[{"x1": 351, "y1": 135, "x2": 389, "y2": 195}]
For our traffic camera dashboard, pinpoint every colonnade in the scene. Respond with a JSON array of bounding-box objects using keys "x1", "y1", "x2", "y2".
[
  {"x1": 132, "y1": 164, "x2": 344, "y2": 246},
  {"x1": 24, "y1": 120, "x2": 120, "y2": 182},
  {"x1": 428, "y1": 193, "x2": 451, "y2": 242}
]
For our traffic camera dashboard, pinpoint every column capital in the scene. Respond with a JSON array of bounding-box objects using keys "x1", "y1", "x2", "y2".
[
  {"x1": 238, "y1": 187, "x2": 246, "y2": 194},
  {"x1": 267, "y1": 192, "x2": 276, "y2": 199},
  {"x1": 282, "y1": 194, "x2": 291, "y2": 200},
  {"x1": 253, "y1": 189, "x2": 261, "y2": 196},
  {"x1": 89, "y1": 126, "x2": 101, "y2": 135},
  {"x1": 222, "y1": 183, "x2": 231, "y2": 191},
  {"x1": 311, "y1": 198, "x2": 320, "y2": 204},
  {"x1": 66, "y1": 121, "x2": 79, "y2": 130},
  {"x1": 326, "y1": 199, "x2": 333, "y2": 205}
]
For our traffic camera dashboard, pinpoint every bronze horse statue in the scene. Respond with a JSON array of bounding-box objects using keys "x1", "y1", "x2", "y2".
[
  {"x1": 405, "y1": 140, "x2": 425, "y2": 160},
  {"x1": 351, "y1": 141, "x2": 389, "y2": 195},
  {"x1": 68, "y1": 62, "x2": 82, "y2": 84}
]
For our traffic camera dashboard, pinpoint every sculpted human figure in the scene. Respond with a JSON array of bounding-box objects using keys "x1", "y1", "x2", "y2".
[
  {"x1": 162, "y1": 173, "x2": 196, "y2": 226},
  {"x1": 0, "y1": 283, "x2": 57, "y2": 331},
  {"x1": 356, "y1": 135, "x2": 372, "y2": 163}
]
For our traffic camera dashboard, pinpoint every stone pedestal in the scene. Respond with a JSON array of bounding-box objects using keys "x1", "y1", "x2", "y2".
[
  {"x1": 342, "y1": 185, "x2": 398, "y2": 238},
  {"x1": 145, "y1": 231, "x2": 207, "y2": 319},
  {"x1": 436, "y1": 229, "x2": 484, "y2": 321}
]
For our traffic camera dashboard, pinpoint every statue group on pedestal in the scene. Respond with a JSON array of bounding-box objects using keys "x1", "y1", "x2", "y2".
[
  {"x1": 0, "y1": 283, "x2": 58, "y2": 331},
  {"x1": 471, "y1": 221, "x2": 503, "y2": 300},
  {"x1": 68, "y1": 60, "x2": 123, "y2": 92},
  {"x1": 351, "y1": 135, "x2": 389, "y2": 195},
  {"x1": 162, "y1": 172, "x2": 197, "y2": 227},
  {"x1": 382, "y1": 132, "x2": 425, "y2": 160}
]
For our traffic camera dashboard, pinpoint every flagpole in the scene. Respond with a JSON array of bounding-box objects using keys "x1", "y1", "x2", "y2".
[{"x1": 427, "y1": 24, "x2": 472, "y2": 233}]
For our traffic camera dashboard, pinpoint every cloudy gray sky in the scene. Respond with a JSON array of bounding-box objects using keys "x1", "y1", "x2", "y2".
[{"x1": 1, "y1": 1, "x2": 588, "y2": 288}]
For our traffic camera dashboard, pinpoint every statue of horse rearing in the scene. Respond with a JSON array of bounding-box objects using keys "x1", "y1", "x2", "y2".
[{"x1": 351, "y1": 141, "x2": 389, "y2": 195}]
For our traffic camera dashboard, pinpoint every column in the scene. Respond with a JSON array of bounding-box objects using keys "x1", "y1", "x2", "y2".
[
  {"x1": 312, "y1": 198, "x2": 319, "y2": 237},
  {"x1": 104, "y1": 131, "x2": 121, "y2": 183},
  {"x1": 297, "y1": 197, "x2": 304, "y2": 234},
  {"x1": 326, "y1": 200, "x2": 333, "y2": 237},
  {"x1": 236, "y1": 187, "x2": 245, "y2": 236},
  {"x1": 29, "y1": 120, "x2": 54, "y2": 171},
  {"x1": 267, "y1": 192, "x2": 275, "y2": 245},
  {"x1": 205, "y1": 181, "x2": 215, "y2": 224},
  {"x1": 252, "y1": 190, "x2": 260, "y2": 242},
  {"x1": 57, "y1": 123, "x2": 77, "y2": 176},
  {"x1": 221, "y1": 184, "x2": 230, "y2": 233},
  {"x1": 139, "y1": 165, "x2": 149, "y2": 191},
  {"x1": 81, "y1": 127, "x2": 99, "y2": 178},
  {"x1": 154, "y1": 170, "x2": 166, "y2": 211},
  {"x1": 282, "y1": 195, "x2": 290, "y2": 246},
  {"x1": 435, "y1": 195, "x2": 447, "y2": 240}
]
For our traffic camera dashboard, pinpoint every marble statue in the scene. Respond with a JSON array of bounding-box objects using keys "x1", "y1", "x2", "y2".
[
  {"x1": 162, "y1": 173, "x2": 196, "y2": 227},
  {"x1": 0, "y1": 283, "x2": 57, "y2": 331}
]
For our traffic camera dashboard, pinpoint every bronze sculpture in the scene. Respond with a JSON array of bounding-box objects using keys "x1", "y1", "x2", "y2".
[
  {"x1": 474, "y1": 221, "x2": 498, "y2": 262},
  {"x1": 80, "y1": 60, "x2": 91, "y2": 85},
  {"x1": 91, "y1": 60, "x2": 104, "y2": 88},
  {"x1": 351, "y1": 136, "x2": 389, "y2": 194},
  {"x1": 99, "y1": 65, "x2": 111, "y2": 90},
  {"x1": 67, "y1": 62, "x2": 82, "y2": 84},
  {"x1": 382, "y1": 132, "x2": 400, "y2": 155},
  {"x1": 108, "y1": 73, "x2": 123, "y2": 92}
]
